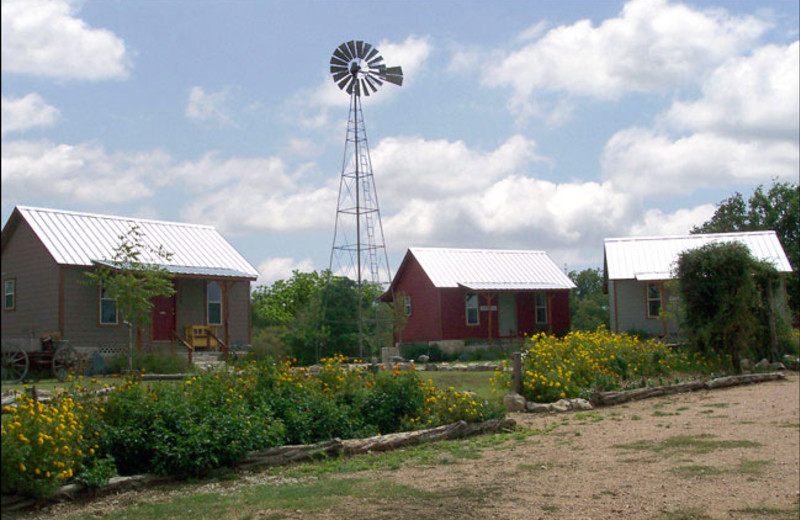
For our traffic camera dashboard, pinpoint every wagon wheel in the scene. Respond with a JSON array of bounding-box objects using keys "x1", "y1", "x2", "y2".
[
  {"x1": 1, "y1": 345, "x2": 29, "y2": 383},
  {"x1": 52, "y1": 344, "x2": 81, "y2": 382}
]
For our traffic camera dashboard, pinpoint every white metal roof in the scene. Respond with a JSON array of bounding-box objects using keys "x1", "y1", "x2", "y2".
[
  {"x1": 604, "y1": 231, "x2": 793, "y2": 281},
  {"x1": 409, "y1": 247, "x2": 576, "y2": 290},
  {"x1": 9, "y1": 206, "x2": 259, "y2": 279}
]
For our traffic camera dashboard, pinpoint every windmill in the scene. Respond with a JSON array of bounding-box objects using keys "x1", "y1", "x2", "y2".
[{"x1": 327, "y1": 40, "x2": 403, "y2": 358}]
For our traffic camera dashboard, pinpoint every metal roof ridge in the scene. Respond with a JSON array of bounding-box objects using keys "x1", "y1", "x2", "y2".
[
  {"x1": 411, "y1": 246, "x2": 547, "y2": 254},
  {"x1": 17, "y1": 206, "x2": 216, "y2": 230},
  {"x1": 604, "y1": 230, "x2": 777, "y2": 243}
]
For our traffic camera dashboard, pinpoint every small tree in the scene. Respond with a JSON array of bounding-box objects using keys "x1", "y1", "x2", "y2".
[
  {"x1": 674, "y1": 242, "x2": 779, "y2": 373},
  {"x1": 84, "y1": 226, "x2": 176, "y2": 371}
]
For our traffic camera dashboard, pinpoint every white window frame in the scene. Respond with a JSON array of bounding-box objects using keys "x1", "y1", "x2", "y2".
[
  {"x1": 207, "y1": 281, "x2": 222, "y2": 326},
  {"x1": 535, "y1": 293, "x2": 548, "y2": 324},
  {"x1": 646, "y1": 283, "x2": 662, "y2": 319},
  {"x1": 403, "y1": 294, "x2": 412, "y2": 317},
  {"x1": 4, "y1": 279, "x2": 16, "y2": 311},
  {"x1": 466, "y1": 292, "x2": 479, "y2": 326},
  {"x1": 99, "y1": 281, "x2": 118, "y2": 325}
]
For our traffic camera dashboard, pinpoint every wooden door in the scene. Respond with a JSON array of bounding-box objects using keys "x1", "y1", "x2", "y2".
[{"x1": 151, "y1": 294, "x2": 176, "y2": 341}]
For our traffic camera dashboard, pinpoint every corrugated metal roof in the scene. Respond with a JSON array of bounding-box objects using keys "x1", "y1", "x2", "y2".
[
  {"x1": 604, "y1": 231, "x2": 793, "y2": 281},
  {"x1": 14, "y1": 206, "x2": 259, "y2": 279},
  {"x1": 410, "y1": 247, "x2": 575, "y2": 290}
]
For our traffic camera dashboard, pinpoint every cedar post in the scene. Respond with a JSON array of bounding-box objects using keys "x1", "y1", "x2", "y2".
[{"x1": 512, "y1": 352, "x2": 522, "y2": 395}]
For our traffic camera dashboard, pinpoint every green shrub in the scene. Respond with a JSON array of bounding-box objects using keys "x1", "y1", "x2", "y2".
[
  {"x1": 359, "y1": 369, "x2": 427, "y2": 434},
  {"x1": 105, "y1": 350, "x2": 187, "y2": 375}
]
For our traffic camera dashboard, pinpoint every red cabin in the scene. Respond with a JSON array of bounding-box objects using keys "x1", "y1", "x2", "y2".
[{"x1": 381, "y1": 248, "x2": 575, "y2": 347}]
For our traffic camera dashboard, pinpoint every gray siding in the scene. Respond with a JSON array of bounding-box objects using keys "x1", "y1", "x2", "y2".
[
  {"x1": 226, "y1": 280, "x2": 251, "y2": 346},
  {"x1": 62, "y1": 267, "x2": 129, "y2": 348},
  {"x1": 176, "y1": 278, "x2": 206, "y2": 337},
  {"x1": 609, "y1": 279, "x2": 679, "y2": 338},
  {"x1": 1, "y1": 220, "x2": 60, "y2": 351}
]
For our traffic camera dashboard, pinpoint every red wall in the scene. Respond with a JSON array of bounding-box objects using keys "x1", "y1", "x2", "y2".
[
  {"x1": 391, "y1": 252, "x2": 572, "y2": 343},
  {"x1": 392, "y1": 255, "x2": 442, "y2": 343}
]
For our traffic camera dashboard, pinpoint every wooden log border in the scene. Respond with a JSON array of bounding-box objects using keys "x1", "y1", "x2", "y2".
[
  {"x1": 589, "y1": 372, "x2": 785, "y2": 407},
  {"x1": 1, "y1": 418, "x2": 516, "y2": 512}
]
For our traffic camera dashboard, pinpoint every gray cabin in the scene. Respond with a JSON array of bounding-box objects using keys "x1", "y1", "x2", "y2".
[
  {"x1": 1, "y1": 206, "x2": 259, "y2": 355},
  {"x1": 604, "y1": 231, "x2": 793, "y2": 338}
]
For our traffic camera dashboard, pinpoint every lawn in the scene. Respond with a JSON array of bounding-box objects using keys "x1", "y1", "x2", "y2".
[{"x1": 421, "y1": 369, "x2": 499, "y2": 403}]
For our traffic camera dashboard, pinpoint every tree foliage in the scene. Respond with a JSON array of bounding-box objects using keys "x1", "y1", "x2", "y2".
[
  {"x1": 84, "y1": 226, "x2": 176, "y2": 345},
  {"x1": 675, "y1": 242, "x2": 782, "y2": 373},
  {"x1": 251, "y1": 270, "x2": 395, "y2": 365},
  {"x1": 568, "y1": 267, "x2": 609, "y2": 331},
  {"x1": 692, "y1": 180, "x2": 799, "y2": 312}
]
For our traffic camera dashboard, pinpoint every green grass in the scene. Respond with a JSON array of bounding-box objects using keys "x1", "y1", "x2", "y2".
[
  {"x1": 421, "y1": 370, "x2": 499, "y2": 403},
  {"x1": 615, "y1": 434, "x2": 762, "y2": 456},
  {"x1": 0, "y1": 375, "x2": 123, "y2": 394}
]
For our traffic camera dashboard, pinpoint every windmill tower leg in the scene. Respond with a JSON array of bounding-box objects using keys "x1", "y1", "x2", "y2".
[{"x1": 328, "y1": 90, "x2": 392, "y2": 359}]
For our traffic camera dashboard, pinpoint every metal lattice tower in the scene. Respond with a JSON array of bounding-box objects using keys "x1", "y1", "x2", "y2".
[{"x1": 327, "y1": 40, "x2": 402, "y2": 357}]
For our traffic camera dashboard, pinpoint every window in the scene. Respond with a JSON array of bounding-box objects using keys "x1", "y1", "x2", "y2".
[
  {"x1": 403, "y1": 294, "x2": 412, "y2": 317},
  {"x1": 647, "y1": 283, "x2": 662, "y2": 318},
  {"x1": 535, "y1": 293, "x2": 547, "y2": 324},
  {"x1": 4, "y1": 279, "x2": 15, "y2": 311},
  {"x1": 207, "y1": 281, "x2": 222, "y2": 325},
  {"x1": 99, "y1": 282, "x2": 117, "y2": 325},
  {"x1": 465, "y1": 293, "x2": 479, "y2": 326}
]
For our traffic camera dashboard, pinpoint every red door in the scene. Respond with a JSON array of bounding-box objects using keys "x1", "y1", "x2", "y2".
[{"x1": 151, "y1": 294, "x2": 176, "y2": 341}]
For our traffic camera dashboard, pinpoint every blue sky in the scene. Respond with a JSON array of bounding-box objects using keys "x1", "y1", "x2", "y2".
[{"x1": 2, "y1": 0, "x2": 798, "y2": 286}]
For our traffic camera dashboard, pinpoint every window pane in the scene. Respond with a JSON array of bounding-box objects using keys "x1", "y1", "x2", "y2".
[
  {"x1": 648, "y1": 300, "x2": 661, "y2": 317},
  {"x1": 466, "y1": 293, "x2": 478, "y2": 325},
  {"x1": 207, "y1": 281, "x2": 221, "y2": 301},
  {"x1": 648, "y1": 284, "x2": 660, "y2": 299},
  {"x1": 208, "y1": 302, "x2": 222, "y2": 325},
  {"x1": 101, "y1": 299, "x2": 117, "y2": 324}
]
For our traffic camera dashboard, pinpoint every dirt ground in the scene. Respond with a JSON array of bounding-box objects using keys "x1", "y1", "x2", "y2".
[{"x1": 12, "y1": 372, "x2": 800, "y2": 520}]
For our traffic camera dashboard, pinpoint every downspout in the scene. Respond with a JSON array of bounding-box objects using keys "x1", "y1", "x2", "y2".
[{"x1": 660, "y1": 282, "x2": 667, "y2": 337}]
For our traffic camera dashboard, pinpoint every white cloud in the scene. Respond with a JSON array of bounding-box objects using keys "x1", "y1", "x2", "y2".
[
  {"x1": 0, "y1": 140, "x2": 168, "y2": 206},
  {"x1": 1, "y1": 0, "x2": 131, "y2": 80},
  {"x1": 185, "y1": 86, "x2": 236, "y2": 127},
  {"x1": 629, "y1": 204, "x2": 717, "y2": 237},
  {"x1": 1, "y1": 93, "x2": 60, "y2": 136},
  {"x1": 371, "y1": 134, "x2": 550, "y2": 209},
  {"x1": 602, "y1": 127, "x2": 799, "y2": 197},
  {"x1": 662, "y1": 41, "x2": 799, "y2": 141},
  {"x1": 255, "y1": 257, "x2": 315, "y2": 286},
  {"x1": 483, "y1": 0, "x2": 768, "y2": 121}
]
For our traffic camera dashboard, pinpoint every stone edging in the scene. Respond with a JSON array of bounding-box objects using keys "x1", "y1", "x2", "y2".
[{"x1": 0, "y1": 418, "x2": 516, "y2": 513}]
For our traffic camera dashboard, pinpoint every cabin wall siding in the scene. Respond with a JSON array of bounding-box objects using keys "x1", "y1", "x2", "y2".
[{"x1": 1, "y1": 220, "x2": 60, "y2": 351}]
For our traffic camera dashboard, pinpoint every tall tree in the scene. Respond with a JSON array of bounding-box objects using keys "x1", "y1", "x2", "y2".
[
  {"x1": 692, "y1": 181, "x2": 799, "y2": 313},
  {"x1": 568, "y1": 267, "x2": 609, "y2": 331}
]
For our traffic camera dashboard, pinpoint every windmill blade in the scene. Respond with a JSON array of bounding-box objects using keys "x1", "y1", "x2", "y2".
[
  {"x1": 367, "y1": 55, "x2": 384, "y2": 68},
  {"x1": 355, "y1": 40, "x2": 365, "y2": 58},
  {"x1": 330, "y1": 64, "x2": 349, "y2": 76},
  {"x1": 330, "y1": 54, "x2": 349, "y2": 68},
  {"x1": 337, "y1": 74, "x2": 354, "y2": 92},
  {"x1": 363, "y1": 75, "x2": 379, "y2": 93},
  {"x1": 362, "y1": 42, "x2": 374, "y2": 60},
  {"x1": 332, "y1": 69, "x2": 350, "y2": 83},
  {"x1": 364, "y1": 47, "x2": 379, "y2": 63},
  {"x1": 360, "y1": 79, "x2": 370, "y2": 96},
  {"x1": 346, "y1": 41, "x2": 358, "y2": 60},
  {"x1": 336, "y1": 43, "x2": 353, "y2": 62}
]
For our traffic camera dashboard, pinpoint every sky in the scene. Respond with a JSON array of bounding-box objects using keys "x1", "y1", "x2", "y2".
[{"x1": 2, "y1": 0, "x2": 798, "y2": 287}]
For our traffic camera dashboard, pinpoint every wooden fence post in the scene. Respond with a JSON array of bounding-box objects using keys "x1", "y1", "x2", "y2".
[{"x1": 512, "y1": 352, "x2": 522, "y2": 395}]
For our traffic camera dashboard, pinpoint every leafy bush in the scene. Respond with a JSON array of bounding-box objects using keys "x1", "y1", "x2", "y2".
[
  {"x1": 1, "y1": 393, "x2": 110, "y2": 498},
  {"x1": 492, "y1": 327, "x2": 722, "y2": 403},
  {"x1": 3, "y1": 357, "x2": 506, "y2": 497}
]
